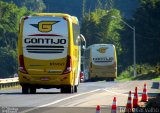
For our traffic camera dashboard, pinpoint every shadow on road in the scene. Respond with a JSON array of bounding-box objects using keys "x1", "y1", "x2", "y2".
[
  {"x1": 0, "y1": 92, "x2": 62, "y2": 95},
  {"x1": 17, "y1": 106, "x2": 121, "y2": 113},
  {"x1": 151, "y1": 82, "x2": 160, "y2": 89}
]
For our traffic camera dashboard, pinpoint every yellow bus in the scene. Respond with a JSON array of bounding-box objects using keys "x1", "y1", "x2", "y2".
[
  {"x1": 83, "y1": 44, "x2": 117, "y2": 81},
  {"x1": 18, "y1": 13, "x2": 86, "y2": 94}
]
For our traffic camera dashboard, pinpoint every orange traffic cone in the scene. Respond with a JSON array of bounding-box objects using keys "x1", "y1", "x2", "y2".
[
  {"x1": 125, "y1": 91, "x2": 133, "y2": 113},
  {"x1": 141, "y1": 83, "x2": 148, "y2": 102},
  {"x1": 96, "y1": 105, "x2": 101, "y2": 113},
  {"x1": 111, "y1": 97, "x2": 117, "y2": 113},
  {"x1": 133, "y1": 87, "x2": 139, "y2": 108},
  {"x1": 135, "y1": 87, "x2": 138, "y2": 95}
]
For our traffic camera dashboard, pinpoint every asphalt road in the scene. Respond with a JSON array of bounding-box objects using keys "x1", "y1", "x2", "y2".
[{"x1": 0, "y1": 80, "x2": 159, "y2": 113}]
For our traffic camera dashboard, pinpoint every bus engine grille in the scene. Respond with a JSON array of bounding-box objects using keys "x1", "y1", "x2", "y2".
[{"x1": 26, "y1": 45, "x2": 64, "y2": 53}]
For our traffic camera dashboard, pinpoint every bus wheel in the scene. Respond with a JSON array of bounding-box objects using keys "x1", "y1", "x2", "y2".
[
  {"x1": 22, "y1": 86, "x2": 29, "y2": 94},
  {"x1": 74, "y1": 86, "x2": 78, "y2": 93},
  {"x1": 65, "y1": 85, "x2": 74, "y2": 93},
  {"x1": 61, "y1": 86, "x2": 74, "y2": 93},
  {"x1": 110, "y1": 78, "x2": 115, "y2": 81},
  {"x1": 60, "y1": 87, "x2": 66, "y2": 93},
  {"x1": 30, "y1": 87, "x2": 36, "y2": 94},
  {"x1": 68, "y1": 85, "x2": 74, "y2": 93}
]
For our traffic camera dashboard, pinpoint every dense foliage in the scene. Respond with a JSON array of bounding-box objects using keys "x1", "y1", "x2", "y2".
[
  {"x1": 0, "y1": 1, "x2": 32, "y2": 78},
  {"x1": 134, "y1": 0, "x2": 160, "y2": 64},
  {"x1": 0, "y1": 0, "x2": 160, "y2": 78},
  {"x1": 81, "y1": 8, "x2": 123, "y2": 54},
  {"x1": 120, "y1": 0, "x2": 160, "y2": 67},
  {"x1": 3, "y1": 0, "x2": 45, "y2": 12}
]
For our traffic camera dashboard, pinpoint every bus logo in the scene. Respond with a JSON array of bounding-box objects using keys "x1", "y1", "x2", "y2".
[
  {"x1": 97, "y1": 47, "x2": 107, "y2": 53},
  {"x1": 31, "y1": 21, "x2": 59, "y2": 32}
]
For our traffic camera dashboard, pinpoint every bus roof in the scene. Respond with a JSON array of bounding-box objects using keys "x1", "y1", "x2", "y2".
[
  {"x1": 33, "y1": 13, "x2": 71, "y2": 17},
  {"x1": 86, "y1": 44, "x2": 115, "y2": 49},
  {"x1": 71, "y1": 16, "x2": 79, "y2": 25},
  {"x1": 32, "y1": 13, "x2": 79, "y2": 25}
]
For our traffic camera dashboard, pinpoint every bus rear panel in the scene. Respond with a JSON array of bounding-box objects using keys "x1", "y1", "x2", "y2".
[
  {"x1": 18, "y1": 13, "x2": 83, "y2": 93},
  {"x1": 84, "y1": 44, "x2": 117, "y2": 81}
]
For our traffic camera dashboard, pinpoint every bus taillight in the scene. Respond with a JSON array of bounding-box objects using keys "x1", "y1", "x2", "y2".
[
  {"x1": 19, "y1": 55, "x2": 28, "y2": 74},
  {"x1": 113, "y1": 61, "x2": 116, "y2": 68},
  {"x1": 63, "y1": 55, "x2": 72, "y2": 74},
  {"x1": 23, "y1": 16, "x2": 29, "y2": 20},
  {"x1": 63, "y1": 17, "x2": 68, "y2": 20}
]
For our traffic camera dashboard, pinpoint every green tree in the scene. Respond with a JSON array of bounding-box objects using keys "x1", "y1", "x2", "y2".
[
  {"x1": 0, "y1": 1, "x2": 31, "y2": 49},
  {"x1": 98, "y1": 9, "x2": 122, "y2": 53},
  {"x1": 0, "y1": 47, "x2": 17, "y2": 78},
  {"x1": 133, "y1": 0, "x2": 160, "y2": 64},
  {"x1": 3, "y1": 0, "x2": 46, "y2": 12},
  {"x1": 0, "y1": 1, "x2": 32, "y2": 78},
  {"x1": 118, "y1": 0, "x2": 160, "y2": 69},
  {"x1": 81, "y1": 8, "x2": 123, "y2": 54}
]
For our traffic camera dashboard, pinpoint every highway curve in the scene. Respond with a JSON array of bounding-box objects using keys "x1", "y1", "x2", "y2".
[{"x1": 0, "y1": 80, "x2": 159, "y2": 113}]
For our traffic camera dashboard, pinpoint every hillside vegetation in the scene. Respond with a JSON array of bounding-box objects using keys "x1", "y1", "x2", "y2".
[{"x1": 0, "y1": 0, "x2": 160, "y2": 78}]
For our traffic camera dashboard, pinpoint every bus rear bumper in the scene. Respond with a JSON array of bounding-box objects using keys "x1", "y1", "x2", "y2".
[{"x1": 18, "y1": 72, "x2": 73, "y2": 88}]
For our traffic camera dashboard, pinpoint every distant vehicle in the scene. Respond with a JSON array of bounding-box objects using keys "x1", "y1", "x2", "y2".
[
  {"x1": 18, "y1": 13, "x2": 86, "y2": 94},
  {"x1": 83, "y1": 44, "x2": 117, "y2": 81},
  {"x1": 14, "y1": 73, "x2": 18, "y2": 77},
  {"x1": 80, "y1": 71, "x2": 84, "y2": 82}
]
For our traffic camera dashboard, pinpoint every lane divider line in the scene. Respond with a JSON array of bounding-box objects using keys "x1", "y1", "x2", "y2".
[{"x1": 103, "y1": 88, "x2": 128, "y2": 96}]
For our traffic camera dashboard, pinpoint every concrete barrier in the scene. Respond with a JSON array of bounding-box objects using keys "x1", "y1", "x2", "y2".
[{"x1": 0, "y1": 77, "x2": 19, "y2": 89}]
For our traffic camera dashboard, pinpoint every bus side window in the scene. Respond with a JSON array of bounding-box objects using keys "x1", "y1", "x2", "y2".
[
  {"x1": 73, "y1": 23, "x2": 80, "y2": 46},
  {"x1": 90, "y1": 62, "x2": 92, "y2": 68}
]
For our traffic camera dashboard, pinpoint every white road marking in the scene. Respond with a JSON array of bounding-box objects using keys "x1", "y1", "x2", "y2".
[
  {"x1": 21, "y1": 88, "x2": 134, "y2": 113},
  {"x1": 20, "y1": 89, "x2": 101, "y2": 113},
  {"x1": 103, "y1": 88, "x2": 129, "y2": 96}
]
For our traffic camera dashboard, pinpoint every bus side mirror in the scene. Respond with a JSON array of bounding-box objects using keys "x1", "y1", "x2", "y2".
[
  {"x1": 80, "y1": 34, "x2": 86, "y2": 49},
  {"x1": 82, "y1": 45, "x2": 85, "y2": 49}
]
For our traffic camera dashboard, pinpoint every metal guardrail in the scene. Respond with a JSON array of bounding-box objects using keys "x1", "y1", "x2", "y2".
[{"x1": 0, "y1": 77, "x2": 19, "y2": 89}]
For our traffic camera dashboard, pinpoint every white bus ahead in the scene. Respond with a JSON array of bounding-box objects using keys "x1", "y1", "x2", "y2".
[{"x1": 83, "y1": 44, "x2": 117, "y2": 81}]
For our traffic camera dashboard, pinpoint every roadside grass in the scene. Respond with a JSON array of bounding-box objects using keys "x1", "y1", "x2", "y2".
[
  {"x1": 116, "y1": 64, "x2": 160, "y2": 111},
  {"x1": 116, "y1": 64, "x2": 160, "y2": 81},
  {"x1": 116, "y1": 71, "x2": 160, "y2": 81},
  {"x1": 133, "y1": 72, "x2": 160, "y2": 80},
  {"x1": 152, "y1": 77, "x2": 160, "y2": 80}
]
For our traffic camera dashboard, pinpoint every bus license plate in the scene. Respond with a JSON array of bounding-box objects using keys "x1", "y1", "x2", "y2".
[{"x1": 41, "y1": 77, "x2": 49, "y2": 81}]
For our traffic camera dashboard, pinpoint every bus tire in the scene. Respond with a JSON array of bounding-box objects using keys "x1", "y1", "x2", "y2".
[
  {"x1": 30, "y1": 87, "x2": 36, "y2": 94},
  {"x1": 61, "y1": 85, "x2": 75, "y2": 93},
  {"x1": 22, "y1": 86, "x2": 29, "y2": 94},
  {"x1": 74, "y1": 85, "x2": 78, "y2": 93},
  {"x1": 110, "y1": 78, "x2": 115, "y2": 81},
  {"x1": 67, "y1": 85, "x2": 74, "y2": 93},
  {"x1": 60, "y1": 87, "x2": 66, "y2": 93}
]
